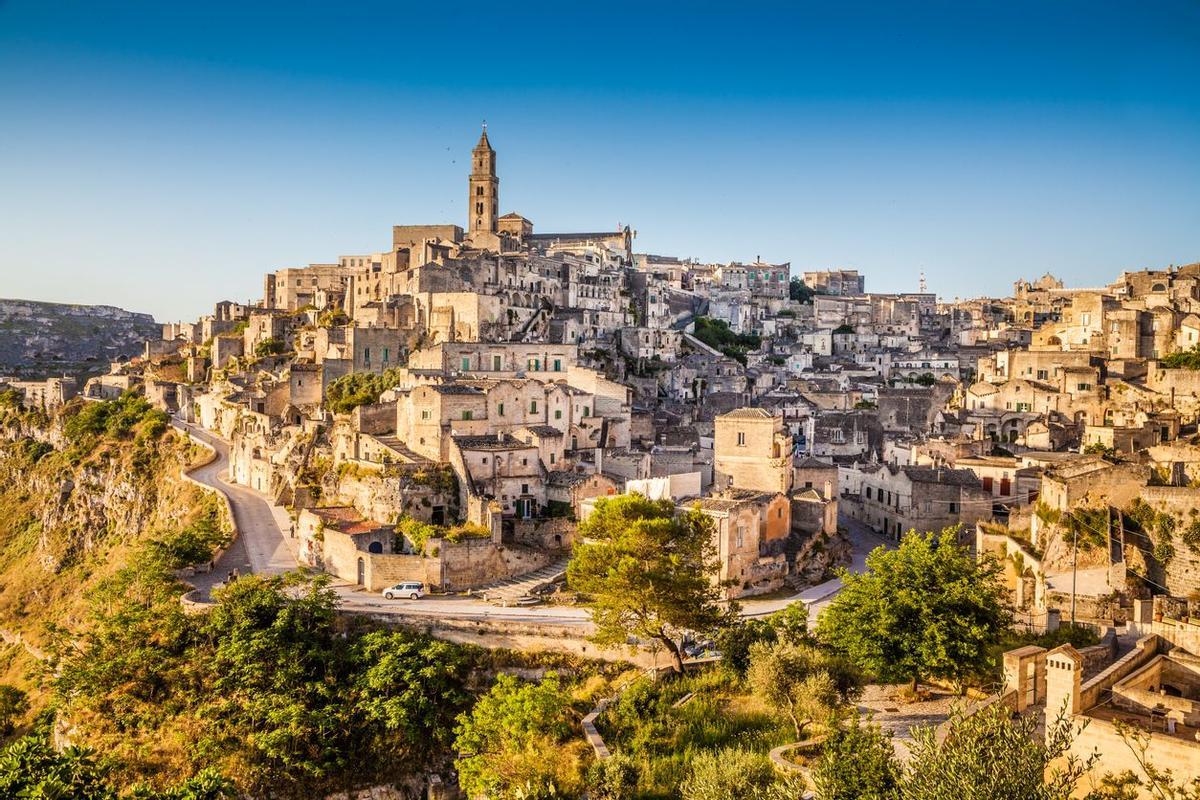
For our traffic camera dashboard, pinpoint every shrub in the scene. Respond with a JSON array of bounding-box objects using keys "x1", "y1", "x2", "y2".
[
  {"x1": 679, "y1": 747, "x2": 778, "y2": 800},
  {"x1": 253, "y1": 337, "x2": 287, "y2": 357},
  {"x1": 326, "y1": 367, "x2": 406, "y2": 414},
  {"x1": 586, "y1": 753, "x2": 638, "y2": 800},
  {"x1": 0, "y1": 685, "x2": 28, "y2": 736}
]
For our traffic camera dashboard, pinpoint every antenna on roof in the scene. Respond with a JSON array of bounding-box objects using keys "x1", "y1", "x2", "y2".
[
  {"x1": 919, "y1": 271, "x2": 927, "y2": 293},
  {"x1": 482, "y1": 119, "x2": 487, "y2": 132}
]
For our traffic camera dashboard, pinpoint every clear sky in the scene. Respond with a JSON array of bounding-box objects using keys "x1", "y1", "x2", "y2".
[{"x1": 2, "y1": 1, "x2": 1198, "y2": 322}]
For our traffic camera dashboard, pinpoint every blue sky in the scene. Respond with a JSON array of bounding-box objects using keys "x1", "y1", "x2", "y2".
[{"x1": 1, "y1": 0, "x2": 1198, "y2": 322}]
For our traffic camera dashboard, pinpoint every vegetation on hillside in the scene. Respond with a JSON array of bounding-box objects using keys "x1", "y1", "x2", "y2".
[
  {"x1": 691, "y1": 317, "x2": 761, "y2": 364},
  {"x1": 1161, "y1": 345, "x2": 1200, "y2": 369},
  {"x1": 325, "y1": 366, "x2": 406, "y2": 414}
]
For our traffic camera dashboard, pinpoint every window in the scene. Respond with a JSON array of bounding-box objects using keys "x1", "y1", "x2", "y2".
[
  {"x1": 421, "y1": 410, "x2": 431, "y2": 421},
  {"x1": 461, "y1": 357, "x2": 470, "y2": 371},
  {"x1": 923, "y1": 500, "x2": 932, "y2": 513},
  {"x1": 865, "y1": 487, "x2": 872, "y2": 499},
  {"x1": 493, "y1": 355, "x2": 502, "y2": 370},
  {"x1": 498, "y1": 403, "x2": 505, "y2": 416},
  {"x1": 737, "y1": 431, "x2": 746, "y2": 447},
  {"x1": 582, "y1": 406, "x2": 590, "y2": 417},
  {"x1": 529, "y1": 400, "x2": 538, "y2": 413},
  {"x1": 1036, "y1": 369, "x2": 1048, "y2": 380},
  {"x1": 553, "y1": 358, "x2": 562, "y2": 371},
  {"x1": 736, "y1": 523, "x2": 746, "y2": 549},
  {"x1": 549, "y1": 453, "x2": 555, "y2": 464},
  {"x1": 521, "y1": 484, "x2": 529, "y2": 494},
  {"x1": 554, "y1": 409, "x2": 562, "y2": 420},
  {"x1": 362, "y1": 347, "x2": 371, "y2": 365},
  {"x1": 462, "y1": 410, "x2": 473, "y2": 420},
  {"x1": 832, "y1": 429, "x2": 845, "y2": 443},
  {"x1": 949, "y1": 502, "x2": 958, "y2": 514},
  {"x1": 383, "y1": 347, "x2": 389, "y2": 363}
]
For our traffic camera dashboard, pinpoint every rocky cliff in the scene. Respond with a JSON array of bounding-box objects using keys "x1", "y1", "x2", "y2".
[
  {"x1": 0, "y1": 298, "x2": 159, "y2": 379},
  {"x1": 0, "y1": 396, "x2": 219, "y2": 651}
]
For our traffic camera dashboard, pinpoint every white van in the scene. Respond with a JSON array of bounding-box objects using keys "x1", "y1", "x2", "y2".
[{"x1": 382, "y1": 582, "x2": 425, "y2": 600}]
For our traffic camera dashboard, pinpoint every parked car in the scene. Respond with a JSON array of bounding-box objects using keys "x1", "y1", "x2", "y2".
[{"x1": 382, "y1": 582, "x2": 424, "y2": 600}]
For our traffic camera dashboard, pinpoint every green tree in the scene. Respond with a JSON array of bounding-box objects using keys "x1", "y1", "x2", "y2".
[
  {"x1": 567, "y1": 494, "x2": 729, "y2": 672},
  {"x1": 715, "y1": 602, "x2": 810, "y2": 677},
  {"x1": 816, "y1": 530, "x2": 1009, "y2": 691},
  {"x1": 346, "y1": 629, "x2": 474, "y2": 772},
  {"x1": 454, "y1": 673, "x2": 585, "y2": 800},
  {"x1": 200, "y1": 574, "x2": 345, "y2": 790},
  {"x1": 254, "y1": 337, "x2": 287, "y2": 357},
  {"x1": 811, "y1": 715, "x2": 901, "y2": 800},
  {"x1": 746, "y1": 641, "x2": 859, "y2": 739},
  {"x1": 680, "y1": 747, "x2": 779, "y2": 800},
  {"x1": 0, "y1": 685, "x2": 28, "y2": 736},
  {"x1": 714, "y1": 617, "x2": 777, "y2": 677},
  {"x1": 789, "y1": 278, "x2": 815, "y2": 304},
  {"x1": 902, "y1": 703, "x2": 1093, "y2": 800},
  {"x1": 771, "y1": 602, "x2": 811, "y2": 645}
]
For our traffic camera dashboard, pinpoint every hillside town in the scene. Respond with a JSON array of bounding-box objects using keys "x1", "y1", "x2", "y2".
[{"x1": 5, "y1": 128, "x2": 1200, "y2": 794}]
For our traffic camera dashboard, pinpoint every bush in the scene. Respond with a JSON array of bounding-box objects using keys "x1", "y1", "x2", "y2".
[
  {"x1": 680, "y1": 747, "x2": 778, "y2": 800},
  {"x1": 0, "y1": 685, "x2": 28, "y2": 736},
  {"x1": 811, "y1": 715, "x2": 901, "y2": 800},
  {"x1": 1161, "y1": 345, "x2": 1200, "y2": 369},
  {"x1": 253, "y1": 337, "x2": 287, "y2": 357},
  {"x1": 326, "y1": 367, "x2": 406, "y2": 414},
  {"x1": 62, "y1": 392, "x2": 169, "y2": 450},
  {"x1": 586, "y1": 753, "x2": 638, "y2": 800},
  {"x1": 692, "y1": 318, "x2": 761, "y2": 365}
]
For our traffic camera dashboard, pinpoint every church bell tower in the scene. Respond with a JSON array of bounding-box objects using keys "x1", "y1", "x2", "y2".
[{"x1": 469, "y1": 123, "x2": 498, "y2": 236}]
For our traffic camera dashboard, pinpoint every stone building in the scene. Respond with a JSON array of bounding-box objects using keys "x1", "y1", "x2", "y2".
[
  {"x1": 713, "y1": 408, "x2": 794, "y2": 494},
  {"x1": 846, "y1": 464, "x2": 992, "y2": 541},
  {"x1": 686, "y1": 490, "x2": 791, "y2": 599}
]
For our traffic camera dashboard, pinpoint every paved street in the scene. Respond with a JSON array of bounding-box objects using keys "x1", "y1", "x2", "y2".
[{"x1": 175, "y1": 422, "x2": 297, "y2": 596}]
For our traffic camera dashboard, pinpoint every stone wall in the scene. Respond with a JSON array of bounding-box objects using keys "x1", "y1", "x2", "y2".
[
  {"x1": 1068, "y1": 714, "x2": 1200, "y2": 790},
  {"x1": 1137, "y1": 487, "x2": 1200, "y2": 596},
  {"x1": 352, "y1": 611, "x2": 658, "y2": 667}
]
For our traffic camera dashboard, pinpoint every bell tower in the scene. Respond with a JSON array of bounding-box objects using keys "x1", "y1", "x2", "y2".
[{"x1": 469, "y1": 123, "x2": 498, "y2": 236}]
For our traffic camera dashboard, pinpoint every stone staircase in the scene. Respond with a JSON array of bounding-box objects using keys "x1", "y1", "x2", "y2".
[{"x1": 477, "y1": 558, "x2": 569, "y2": 607}]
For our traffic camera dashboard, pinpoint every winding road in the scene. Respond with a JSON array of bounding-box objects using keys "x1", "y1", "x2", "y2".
[
  {"x1": 175, "y1": 420, "x2": 890, "y2": 625},
  {"x1": 175, "y1": 421, "x2": 297, "y2": 597}
]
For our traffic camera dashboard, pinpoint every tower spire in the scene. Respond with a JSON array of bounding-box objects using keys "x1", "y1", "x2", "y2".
[{"x1": 469, "y1": 125, "x2": 498, "y2": 235}]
